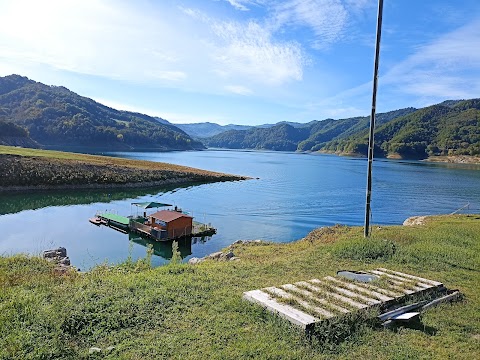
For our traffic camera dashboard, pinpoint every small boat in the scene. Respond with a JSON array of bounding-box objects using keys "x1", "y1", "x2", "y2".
[{"x1": 89, "y1": 217, "x2": 102, "y2": 225}]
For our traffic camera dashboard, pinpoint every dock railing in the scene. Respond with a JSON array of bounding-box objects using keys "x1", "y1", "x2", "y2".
[{"x1": 130, "y1": 220, "x2": 153, "y2": 235}]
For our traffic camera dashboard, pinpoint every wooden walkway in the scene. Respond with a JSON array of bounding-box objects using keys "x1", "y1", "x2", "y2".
[{"x1": 243, "y1": 268, "x2": 443, "y2": 330}]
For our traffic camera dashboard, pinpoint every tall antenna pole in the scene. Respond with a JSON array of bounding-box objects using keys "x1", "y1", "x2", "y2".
[{"x1": 364, "y1": 0, "x2": 384, "y2": 237}]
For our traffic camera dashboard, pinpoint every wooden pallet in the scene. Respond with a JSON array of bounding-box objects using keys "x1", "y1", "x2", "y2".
[{"x1": 243, "y1": 268, "x2": 443, "y2": 330}]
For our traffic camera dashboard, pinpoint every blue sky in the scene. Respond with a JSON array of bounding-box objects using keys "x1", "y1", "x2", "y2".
[{"x1": 0, "y1": 0, "x2": 479, "y2": 125}]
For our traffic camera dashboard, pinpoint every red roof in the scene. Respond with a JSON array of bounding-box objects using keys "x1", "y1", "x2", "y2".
[{"x1": 150, "y1": 210, "x2": 193, "y2": 222}]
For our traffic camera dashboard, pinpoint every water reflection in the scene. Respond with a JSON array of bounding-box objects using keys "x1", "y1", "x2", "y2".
[
  {"x1": 0, "y1": 184, "x2": 196, "y2": 216},
  {"x1": 128, "y1": 233, "x2": 212, "y2": 260}
]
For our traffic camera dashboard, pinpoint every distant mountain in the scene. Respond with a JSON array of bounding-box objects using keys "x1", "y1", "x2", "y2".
[
  {"x1": 203, "y1": 107, "x2": 417, "y2": 152},
  {"x1": 176, "y1": 120, "x2": 317, "y2": 138},
  {"x1": 323, "y1": 99, "x2": 480, "y2": 159},
  {"x1": 203, "y1": 100, "x2": 480, "y2": 158},
  {"x1": 0, "y1": 75, "x2": 204, "y2": 151},
  {"x1": 175, "y1": 122, "x2": 252, "y2": 138}
]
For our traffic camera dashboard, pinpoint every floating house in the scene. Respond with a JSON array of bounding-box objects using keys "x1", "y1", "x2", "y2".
[
  {"x1": 148, "y1": 210, "x2": 193, "y2": 239},
  {"x1": 93, "y1": 201, "x2": 215, "y2": 241}
]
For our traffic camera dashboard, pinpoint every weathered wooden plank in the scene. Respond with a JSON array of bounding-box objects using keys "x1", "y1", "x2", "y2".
[
  {"x1": 325, "y1": 276, "x2": 394, "y2": 302},
  {"x1": 368, "y1": 270, "x2": 426, "y2": 292},
  {"x1": 283, "y1": 284, "x2": 350, "y2": 314},
  {"x1": 243, "y1": 290, "x2": 318, "y2": 329},
  {"x1": 265, "y1": 287, "x2": 334, "y2": 319},
  {"x1": 377, "y1": 268, "x2": 443, "y2": 287},
  {"x1": 307, "y1": 279, "x2": 369, "y2": 309},
  {"x1": 311, "y1": 279, "x2": 381, "y2": 305},
  {"x1": 370, "y1": 269, "x2": 432, "y2": 289},
  {"x1": 348, "y1": 281, "x2": 402, "y2": 298}
]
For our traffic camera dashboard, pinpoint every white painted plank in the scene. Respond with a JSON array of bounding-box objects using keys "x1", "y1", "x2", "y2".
[
  {"x1": 391, "y1": 312, "x2": 420, "y2": 321},
  {"x1": 265, "y1": 287, "x2": 334, "y2": 319},
  {"x1": 305, "y1": 280, "x2": 369, "y2": 309},
  {"x1": 325, "y1": 276, "x2": 394, "y2": 302},
  {"x1": 243, "y1": 290, "x2": 318, "y2": 328},
  {"x1": 283, "y1": 284, "x2": 350, "y2": 314},
  {"x1": 377, "y1": 268, "x2": 443, "y2": 287},
  {"x1": 311, "y1": 279, "x2": 381, "y2": 305}
]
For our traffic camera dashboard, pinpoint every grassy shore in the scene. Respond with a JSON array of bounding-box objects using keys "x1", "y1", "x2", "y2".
[
  {"x1": 1, "y1": 215, "x2": 479, "y2": 359},
  {"x1": 0, "y1": 145, "x2": 248, "y2": 191}
]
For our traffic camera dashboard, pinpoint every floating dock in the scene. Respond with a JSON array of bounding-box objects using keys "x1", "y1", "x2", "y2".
[
  {"x1": 97, "y1": 213, "x2": 130, "y2": 233},
  {"x1": 93, "y1": 207, "x2": 216, "y2": 241}
]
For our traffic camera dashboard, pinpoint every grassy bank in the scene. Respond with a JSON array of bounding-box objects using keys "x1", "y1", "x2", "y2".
[
  {"x1": 0, "y1": 145, "x2": 248, "y2": 191},
  {"x1": 1, "y1": 215, "x2": 479, "y2": 359}
]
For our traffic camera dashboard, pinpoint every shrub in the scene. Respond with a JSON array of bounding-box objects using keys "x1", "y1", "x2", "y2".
[{"x1": 331, "y1": 238, "x2": 396, "y2": 261}]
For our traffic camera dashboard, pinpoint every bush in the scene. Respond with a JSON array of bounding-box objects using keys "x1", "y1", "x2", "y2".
[{"x1": 331, "y1": 238, "x2": 396, "y2": 261}]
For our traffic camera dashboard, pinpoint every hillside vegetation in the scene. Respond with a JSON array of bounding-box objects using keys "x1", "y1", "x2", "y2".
[
  {"x1": 1, "y1": 215, "x2": 479, "y2": 359},
  {"x1": 0, "y1": 120, "x2": 40, "y2": 148},
  {"x1": 0, "y1": 145, "x2": 247, "y2": 191},
  {"x1": 204, "y1": 99, "x2": 480, "y2": 160},
  {"x1": 0, "y1": 75, "x2": 204, "y2": 151},
  {"x1": 204, "y1": 108, "x2": 417, "y2": 152},
  {"x1": 324, "y1": 99, "x2": 480, "y2": 158}
]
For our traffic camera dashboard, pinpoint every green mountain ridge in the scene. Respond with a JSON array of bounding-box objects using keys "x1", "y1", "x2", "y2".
[
  {"x1": 204, "y1": 107, "x2": 417, "y2": 152},
  {"x1": 325, "y1": 99, "x2": 480, "y2": 158},
  {"x1": 0, "y1": 75, "x2": 204, "y2": 151},
  {"x1": 204, "y1": 100, "x2": 480, "y2": 159}
]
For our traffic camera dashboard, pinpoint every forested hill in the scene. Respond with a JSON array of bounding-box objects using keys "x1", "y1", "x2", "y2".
[
  {"x1": 203, "y1": 99, "x2": 480, "y2": 159},
  {"x1": 203, "y1": 107, "x2": 417, "y2": 152},
  {"x1": 323, "y1": 99, "x2": 480, "y2": 158},
  {"x1": 0, "y1": 75, "x2": 204, "y2": 151},
  {"x1": 0, "y1": 120, "x2": 40, "y2": 148}
]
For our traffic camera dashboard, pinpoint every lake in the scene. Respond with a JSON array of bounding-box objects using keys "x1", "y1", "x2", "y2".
[{"x1": 1, "y1": 150, "x2": 479, "y2": 270}]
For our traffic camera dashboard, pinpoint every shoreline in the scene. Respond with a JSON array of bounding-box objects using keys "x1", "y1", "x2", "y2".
[
  {"x1": 0, "y1": 146, "x2": 250, "y2": 193},
  {"x1": 0, "y1": 176, "x2": 247, "y2": 193}
]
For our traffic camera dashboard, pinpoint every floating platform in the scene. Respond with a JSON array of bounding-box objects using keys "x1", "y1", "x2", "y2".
[
  {"x1": 91, "y1": 211, "x2": 216, "y2": 241},
  {"x1": 97, "y1": 213, "x2": 130, "y2": 233},
  {"x1": 243, "y1": 268, "x2": 445, "y2": 331}
]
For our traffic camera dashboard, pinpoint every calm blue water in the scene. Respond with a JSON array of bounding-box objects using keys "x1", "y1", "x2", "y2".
[{"x1": 1, "y1": 150, "x2": 479, "y2": 269}]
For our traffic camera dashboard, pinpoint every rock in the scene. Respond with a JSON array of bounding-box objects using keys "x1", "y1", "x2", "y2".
[
  {"x1": 207, "y1": 251, "x2": 223, "y2": 260},
  {"x1": 43, "y1": 247, "x2": 74, "y2": 274},
  {"x1": 43, "y1": 250, "x2": 57, "y2": 259},
  {"x1": 229, "y1": 257, "x2": 240, "y2": 261},
  {"x1": 43, "y1": 247, "x2": 67, "y2": 259},
  {"x1": 232, "y1": 240, "x2": 243, "y2": 246},
  {"x1": 403, "y1": 216, "x2": 427, "y2": 226},
  {"x1": 56, "y1": 247, "x2": 67, "y2": 258},
  {"x1": 105, "y1": 346, "x2": 115, "y2": 353},
  {"x1": 89, "y1": 347, "x2": 102, "y2": 354},
  {"x1": 188, "y1": 257, "x2": 203, "y2": 265},
  {"x1": 59, "y1": 257, "x2": 71, "y2": 266},
  {"x1": 224, "y1": 251, "x2": 235, "y2": 260}
]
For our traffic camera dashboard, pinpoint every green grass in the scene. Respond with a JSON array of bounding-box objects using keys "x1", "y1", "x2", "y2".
[{"x1": 1, "y1": 215, "x2": 479, "y2": 359}]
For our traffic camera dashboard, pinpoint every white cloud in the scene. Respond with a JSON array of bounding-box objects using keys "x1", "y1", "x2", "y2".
[
  {"x1": 271, "y1": 0, "x2": 348, "y2": 49},
  {"x1": 224, "y1": 85, "x2": 253, "y2": 95},
  {"x1": 384, "y1": 20, "x2": 480, "y2": 100},
  {"x1": 223, "y1": 0, "x2": 266, "y2": 11},
  {"x1": 211, "y1": 20, "x2": 306, "y2": 85},
  {"x1": 225, "y1": 0, "x2": 249, "y2": 11}
]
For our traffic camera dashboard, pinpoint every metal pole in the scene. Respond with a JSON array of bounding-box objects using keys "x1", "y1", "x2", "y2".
[{"x1": 364, "y1": 0, "x2": 384, "y2": 237}]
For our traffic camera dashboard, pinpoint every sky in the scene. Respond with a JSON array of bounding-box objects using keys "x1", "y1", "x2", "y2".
[{"x1": 0, "y1": 0, "x2": 479, "y2": 126}]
